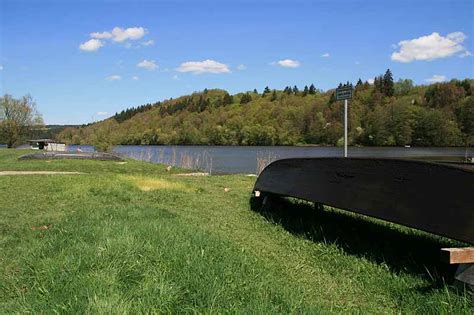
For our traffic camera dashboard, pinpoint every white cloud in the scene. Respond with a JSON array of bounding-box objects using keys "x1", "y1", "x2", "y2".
[
  {"x1": 106, "y1": 75, "x2": 121, "y2": 81},
  {"x1": 176, "y1": 59, "x2": 230, "y2": 74},
  {"x1": 237, "y1": 64, "x2": 246, "y2": 70},
  {"x1": 137, "y1": 59, "x2": 157, "y2": 70},
  {"x1": 391, "y1": 32, "x2": 470, "y2": 62},
  {"x1": 142, "y1": 40, "x2": 154, "y2": 46},
  {"x1": 425, "y1": 74, "x2": 447, "y2": 83},
  {"x1": 132, "y1": 76, "x2": 139, "y2": 80},
  {"x1": 367, "y1": 78, "x2": 374, "y2": 84},
  {"x1": 276, "y1": 59, "x2": 300, "y2": 68},
  {"x1": 82, "y1": 26, "x2": 147, "y2": 51},
  {"x1": 111, "y1": 27, "x2": 146, "y2": 42},
  {"x1": 90, "y1": 31, "x2": 112, "y2": 39},
  {"x1": 79, "y1": 39, "x2": 103, "y2": 52},
  {"x1": 96, "y1": 111, "x2": 108, "y2": 116},
  {"x1": 321, "y1": 53, "x2": 330, "y2": 58}
]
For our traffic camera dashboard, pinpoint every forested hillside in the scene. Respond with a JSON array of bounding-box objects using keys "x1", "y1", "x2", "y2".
[{"x1": 58, "y1": 70, "x2": 473, "y2": 150}]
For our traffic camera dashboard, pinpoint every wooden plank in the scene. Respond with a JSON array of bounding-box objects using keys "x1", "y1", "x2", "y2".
[
  {"x1": 441, "y1": 247, "x2": 474, "y2": 264},
  {"x1": 254, "y1": 158, "x2": 474, "y2": 244}
]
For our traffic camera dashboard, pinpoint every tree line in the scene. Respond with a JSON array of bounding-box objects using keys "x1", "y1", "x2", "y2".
[{"x1": 58, "y1": 70, "x2": 473, "y2": 150}]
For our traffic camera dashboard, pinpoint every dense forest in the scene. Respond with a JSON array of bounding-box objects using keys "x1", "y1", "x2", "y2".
[{"x1": 58, "y1": 70, "x2": 473, "y2": 150}]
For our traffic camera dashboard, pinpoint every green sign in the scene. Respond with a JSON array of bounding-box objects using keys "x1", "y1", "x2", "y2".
[{"x1": 336, "y1": 86, "x2": 353, "y2": 100}]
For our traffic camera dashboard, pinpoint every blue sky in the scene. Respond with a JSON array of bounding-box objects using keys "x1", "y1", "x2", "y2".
[{"x1": 1, "y1": 0, "x2": 473, "y2": 124}]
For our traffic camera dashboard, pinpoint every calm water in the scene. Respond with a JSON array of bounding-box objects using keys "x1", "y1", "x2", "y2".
[
  {"x1": 6, "y1": 144, "x2": 471, "y2": 174},
  {"x1": 111, "y1": 145, "x2": 471, "y2": 174}
]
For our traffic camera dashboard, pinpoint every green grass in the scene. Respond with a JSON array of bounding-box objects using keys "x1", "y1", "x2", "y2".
[{"x1": 0, "y1": 149, "x2": 472, "y2": 313}]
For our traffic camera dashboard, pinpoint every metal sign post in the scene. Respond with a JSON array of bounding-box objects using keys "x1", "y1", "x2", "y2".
[
  {"x1": 344, "y1": 99, "x2": 348, "y2": 157},
  {"x1": 335, "y1": 83, "x2": 353, "y2": 157}
]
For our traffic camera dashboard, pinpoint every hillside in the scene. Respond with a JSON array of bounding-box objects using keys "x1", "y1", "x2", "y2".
[{"x1": 58, "y1": 74, "x2": 474, "y2": 150}]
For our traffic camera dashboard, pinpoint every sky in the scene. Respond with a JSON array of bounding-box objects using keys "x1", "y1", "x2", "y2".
[{"x1": 1, "y1": 0, "x2": 473, "y2": 124}]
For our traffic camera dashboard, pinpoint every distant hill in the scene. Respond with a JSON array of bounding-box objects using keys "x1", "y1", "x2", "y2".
[{"x1": 58, "y1": 73, "x2": 473, "y2": 150}]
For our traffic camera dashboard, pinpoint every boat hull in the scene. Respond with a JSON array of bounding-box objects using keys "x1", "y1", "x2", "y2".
[{"x1": 253, "y1": 158, "x2": 474, "y2": 244}]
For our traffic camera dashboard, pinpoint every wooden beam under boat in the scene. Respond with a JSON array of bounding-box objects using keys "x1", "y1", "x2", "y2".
[{"x1": 253, "y1": 158, "x2": 473, "y2": 244}]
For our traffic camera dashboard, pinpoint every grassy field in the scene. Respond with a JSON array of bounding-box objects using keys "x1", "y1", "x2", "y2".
[{"x1": 0, "y1": 149, "x2": 472, "y2": 313}]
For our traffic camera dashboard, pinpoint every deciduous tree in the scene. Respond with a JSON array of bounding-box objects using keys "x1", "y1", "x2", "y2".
[{"x1": 0, "y1": 94, "x2": 43, "y2": 148}]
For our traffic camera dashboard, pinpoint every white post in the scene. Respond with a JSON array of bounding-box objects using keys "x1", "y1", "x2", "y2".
[{"x1": 344, "y1": 98, "x2": 348, "y2": 157}]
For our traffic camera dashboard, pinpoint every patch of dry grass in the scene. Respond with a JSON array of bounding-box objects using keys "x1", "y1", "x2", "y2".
[{"x1": 124, "y1": 175, "x2": 190, "y2": 192}]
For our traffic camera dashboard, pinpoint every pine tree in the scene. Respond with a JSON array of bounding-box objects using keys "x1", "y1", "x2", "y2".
[
  {"x1": 270, "y1": 90, "x2": 277, "y2": 101},
  {"x1": 284, "y1": 86, "x2": 292, "y2": 94},
  {"x1": 263, "y1": 86, "x2": 271, "y2": 96},
  {"x1": 197, "y1": 96, "x2": 208, "y2": 112},
  {"x1": 240, "y1": 93, "x2": 252, "y2": 104},
  {"x1": 292, "y1": 85, "x2": 299, "y2": 94},
  {"x1": 374, "y1": 76, "x2": 383, "y2": 93},
  {"x1": 222, "y1": 92, "x2": 233, "y2": 105},
  {"x1": 383, "y1": 69, "x2": 394, "y2": 97},
  {"x1": 356, "y1": 78, "x2": 363, "y2": 87},
  {"x1": 309, "y1": 84, "x2": 316, "y2": 94},
  {"x1": 329, "y1": 92, "x2": 336, "y2": 104},
  {"x1": 303, "y1": 85, "x2": 309, "y2": 96},
  {"x1": 253, "y1": 88, "x2": 258, "y2": 94}
]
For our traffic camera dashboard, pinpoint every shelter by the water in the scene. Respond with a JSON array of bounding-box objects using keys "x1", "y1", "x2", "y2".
[{"x1": 28, "y1": 139, "x2": 66, "y2": 152}]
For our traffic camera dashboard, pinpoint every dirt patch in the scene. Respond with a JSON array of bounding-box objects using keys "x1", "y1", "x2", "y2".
[{"x1": 0, "y1": 171, "x2": 84, "y2": 176}]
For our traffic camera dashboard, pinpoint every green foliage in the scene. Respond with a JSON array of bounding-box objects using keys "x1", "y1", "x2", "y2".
[
  {"x1": 455, "y1": 96, "x2": 474, "y2": 143},
  {"x1": 114, "y1": 103, "x2": 154, "y2": 123},
  {"x1": 270, "y1": 90, "x2": 277, "y2": 101},
  {"x1": 382, "y1": 69, "x2": 394, "y2": 97},
  {"x1": 58, "y1": 77, "x2": 473, "y2": 147},
  {"x1": 373, "y1": 69, "x2": 395, "y2": 97},
  {"x1": 0, "y1": 94, "x2": 44, "y2": 147},
  {"x1": 262, "y1": 86, "x2": 271, "y2": 97},
  {"x1": 394, "y1": 79, "x2": 414, "y2": 96},
  {"x1": 222, "y1": 92, "x2": 233, "y2": 105},
  {"x1": 425, "y1": 82, "x2": 465, "y2": 108},
  {"x1": 239, "y1": 93, "x2": 252, "y2": 104},
  {"x1": 412, "y1": 109, "x2": 462, "y2": 146}
]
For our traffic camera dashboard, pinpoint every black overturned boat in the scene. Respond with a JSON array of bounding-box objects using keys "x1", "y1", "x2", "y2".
[{"x1": 253, "y1": 158, "x2": 473, "y2": 244}]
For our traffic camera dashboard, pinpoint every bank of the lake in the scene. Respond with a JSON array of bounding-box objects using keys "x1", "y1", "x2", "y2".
[
  {"x1": 114, "y1": 145, "x2": 472, "y2": 174},
  {"x1": 62, "y1": 145, "x2": 474, "y2": 174},
  {"x1": 0, "y1": 149, "x2": 471, "y2": 313}
]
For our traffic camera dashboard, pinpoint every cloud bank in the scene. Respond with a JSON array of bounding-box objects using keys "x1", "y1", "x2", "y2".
[
  {"x1": 391, "y1": 32, "x2": 471, "y2": 62},
  {"x1": 79, "y1": 39, "x2": 104, "y2": 52},
  {"x1": 276, "y1": 59, "x2": 300, "y2": 68},
  {"x1": 425, "y1": 74, "x2": 447, "y2": 83},
  {"x1": 80, "y1": 26, "x2": 148, "y2": 52},
  {"x1": 176, "y1": 59, "x2": 230, "y2": 74},
  {"x1": 106, "y1": 75, "x2": 121, "y2": 81},
  {"x1": 137, "y1": 59, "x2": 158, "y2": 70}
]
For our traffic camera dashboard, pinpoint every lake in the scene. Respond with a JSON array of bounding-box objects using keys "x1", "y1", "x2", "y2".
[{"x1": 102, "y1": 145, "x2": 472, "y2": 174}]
